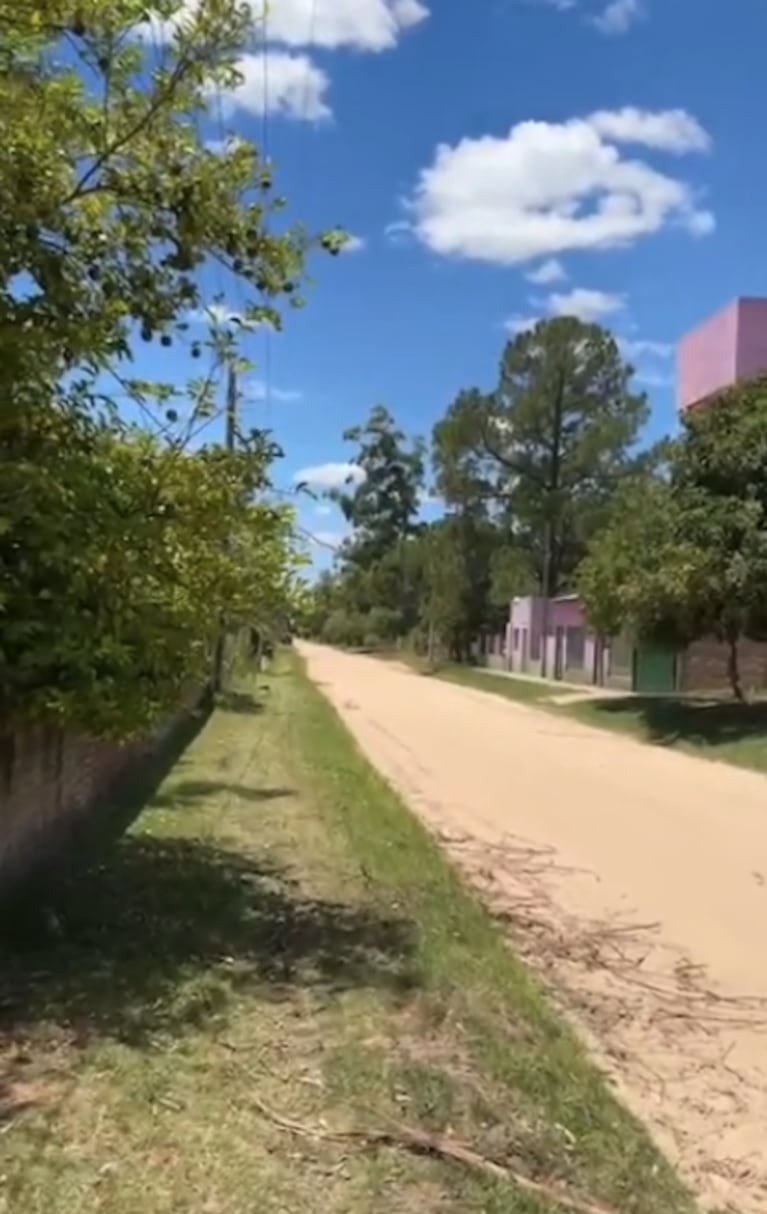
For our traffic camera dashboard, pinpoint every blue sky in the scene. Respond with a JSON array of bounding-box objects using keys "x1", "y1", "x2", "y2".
[{"x1": 132, "y1": 0, "x2": 766, "y2": 567}]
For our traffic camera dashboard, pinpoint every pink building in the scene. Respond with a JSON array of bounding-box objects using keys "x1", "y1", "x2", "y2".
[
  {"x1": 677, "y1": 297, "x2": 767, "y2": 410},
  {"x1": 506, "y1": 595, "x2": 634, "y2": 688}
]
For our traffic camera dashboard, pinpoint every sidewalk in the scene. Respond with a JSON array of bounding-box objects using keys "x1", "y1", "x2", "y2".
[{"x1": 476, "y1": 664, "x2": 632, "y2": 701}]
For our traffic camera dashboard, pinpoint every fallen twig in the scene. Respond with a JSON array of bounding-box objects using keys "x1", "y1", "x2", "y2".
[{"x1": 249, "y1": 1093, "x2": 626, "y2": 1214}]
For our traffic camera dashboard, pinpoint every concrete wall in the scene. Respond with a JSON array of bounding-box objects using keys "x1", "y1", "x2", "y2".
[
  {"x1": 677, "y1": 297, "x2": 767, "y2": 411},
  {"x1": 677, "y1": 299, "x2": 739, "y2": 411},
  {"x1": 735, "y1": 297, "x2": 767, "y2": 383},
  {"x1": 679, "y1": 638, "x2": 767, "y2": 695},
  {"x1": 549, "y1": 597, "x2": 586, "y2": 630},
  {"x1": 508, "y1": 596, "x2": 544, "y2": 672}
]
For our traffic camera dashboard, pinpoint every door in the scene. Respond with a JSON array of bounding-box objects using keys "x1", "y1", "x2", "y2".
[
  {"x1": 521, "y1": 628, "x2": 528, "y2": 672},
  {"x1": 633, "y1": 642, "x2": 677, "y2": 694}
]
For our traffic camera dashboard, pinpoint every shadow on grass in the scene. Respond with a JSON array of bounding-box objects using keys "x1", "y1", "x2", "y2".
[
  {"x1": 217, "y1": 689, "x2": 264, "y2": 715},
  {"x1": 150, "y1": 780, "x2": 295, "y2": 810},
  {"x1": 0, "y1": 835, "x2": 419, "y2": 1048},
  {"x1": 584, "y1": 695, "x2": 767, "y2": 751}
]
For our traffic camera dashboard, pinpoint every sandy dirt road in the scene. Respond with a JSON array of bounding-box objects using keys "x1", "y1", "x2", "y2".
[{"x1": 299, "y1": 643, "x2": 767, "y2": 1214}]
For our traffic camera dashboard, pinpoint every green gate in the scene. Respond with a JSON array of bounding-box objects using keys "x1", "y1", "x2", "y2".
[{"x1": 633, "y1": 643, "x2": 677, "y2": 694}]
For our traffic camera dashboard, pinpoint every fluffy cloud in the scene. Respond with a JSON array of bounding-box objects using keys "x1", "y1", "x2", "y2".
[
  {"x1": 247, "y1": 379, "x2": 302, "y2": 403},
  {"x1": 617, "y1": 336, "x2": 674, "y2": 387},
  {"x1": 340, "y1": 234, "x2": 367, "y2": 253},
  {"x1": 406, "y1": 107, "x2": 713, "y2": 265},
  {"x1": 503, "y1": 315, "x2": 540, "y2": 336},
  {"x1": 504, "y1": 286, "x2": 623, "y2": 331},
  {"x1": 545, "y1": 287, "x2": 625, "y2": 322},
  {"x1": 587, "y1": 107, "x2": 710, "y2": 154},
  {"x1": 143, "y1": 0, "x2": 428, "y2": 50},
  {"x1": 143, "y1": 1, "x2": 427, "y2": 121},
  {"x1": 294, "y1": 462, "x2": 366, "y2": 489},
  {"x1": 219, "y1": 50, "x2": 331, "y2": 121},
  {"x1": 593, "y1": 0, "x2": 644, "y2": 35},
  {"x1": 618, "y1": 337, "x2": 673, "y2": 361},
  {"x1": 264, "y1": 0, "x2": 429, "y2": 51},
  {"x1": 526, "y1": 258, "x2": 567, "y2": 285}
]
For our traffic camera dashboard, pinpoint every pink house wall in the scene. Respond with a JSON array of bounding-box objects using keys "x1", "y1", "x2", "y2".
[
  {"x1": 508, "y1": 596, "x2": 544, "y2": 670},
  {"x1": 677, "y1": 297, "x2": 767, "y2": 411},
  {"x1": 735, "y1": 298, "x2": 767, "y2": 383},
  {"x1": 548, "y1": 597, "x2": 585, "y2": 630}
]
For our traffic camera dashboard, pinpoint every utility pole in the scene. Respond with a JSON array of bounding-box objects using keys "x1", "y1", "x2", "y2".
[
  {"x1": 224, "y1": 356, "x2": 237, "y2": 454},
  {"x1": 538, "y1": 372, "x2": 565, "y2": 679},
  {"x1": 212, "y1": 360, "x2": 238, "y2": 693}
]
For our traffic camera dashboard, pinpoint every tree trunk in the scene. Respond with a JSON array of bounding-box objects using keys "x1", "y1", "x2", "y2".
[{"x1": 726, "y1": 634, "x2": 745, "y2": 702}]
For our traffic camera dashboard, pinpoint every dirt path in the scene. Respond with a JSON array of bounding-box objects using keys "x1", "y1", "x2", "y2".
[{"x1": 299, "y1": 643, "x2": 767, "y2": 1214}]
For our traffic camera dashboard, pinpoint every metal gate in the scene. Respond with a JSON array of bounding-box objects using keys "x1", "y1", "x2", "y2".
[{"x1": 633, "y1": 643, "x2": 677, "y2": 694}]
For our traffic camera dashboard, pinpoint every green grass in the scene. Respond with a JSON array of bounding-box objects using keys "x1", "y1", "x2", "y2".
[
  {"x1": 426, "y1": 661, "x2": 554, "y2": 704},
  {"x1": 422, "y1": 662, "x2": 767, "y2": 775},
  {"x1": 0, "y1": 656, "x2": 697, "y2": 1214},
  {"x1": 566, "y1": 695, "x2": 767, "y2": 772}
]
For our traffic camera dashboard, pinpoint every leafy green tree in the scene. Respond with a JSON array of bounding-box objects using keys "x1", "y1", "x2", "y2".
[
  {"x1": 579, "y1": 382, "x2": 767, "y2": 699},
  {"x1": 0, "y1": 1, "x2": 339, "y2": 732},
  {"x1": 433, "y1": 320, "x2": 649, "y2": 601},
  {"x1": 413, "y1": 515, "x2": 510, "y2": 662},
  {"x1": 0, "y1": 1, "x2": 344, "y2": 426},
  {"x1": 1, "y1": 411, "x2": 305, "y2": 732},
  {"x1": 330, "y1": 405, "x2": 425, "y2": 634},
  {"x1": 334, "y1": 406, "x2": 425, "y2": 565}
]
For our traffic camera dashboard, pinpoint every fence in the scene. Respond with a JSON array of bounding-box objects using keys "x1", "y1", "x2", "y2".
[{"x1": 0, "y1": 685, "x2": 211, "y2": 906}]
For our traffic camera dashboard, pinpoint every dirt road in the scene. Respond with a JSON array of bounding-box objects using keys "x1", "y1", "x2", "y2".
[{"x1": 299, "y1": 643, "x2": 767, "y2": 1214}]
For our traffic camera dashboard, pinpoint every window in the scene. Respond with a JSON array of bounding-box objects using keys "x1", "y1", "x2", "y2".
[{"x1": 512, "y1": 628, "x2": 519, "y2": 649}]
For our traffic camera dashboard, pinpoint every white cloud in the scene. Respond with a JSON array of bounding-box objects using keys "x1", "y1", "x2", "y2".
[
  {"x1": 503, "y1": 314, "x2": 540, "y2": 335},
  {"x1": 294, "y1": 462, "x2": 366, "y2": 489},
  {"x1": 316, "y1": 503, "x2": 334, "y2": 517},
  {"x1": 617, "y1": 335, "x2": 674, "y2": 386},
  {"x1": 384, "y1": 220, "x2": 414, "y2": 246},
  {"x1": 617, "y1": 336, "x2": 673, "y2": 361},
  {"x1": 587, "y1": 107, "x2": 711, "y2": 154},
  {"x1": 145, "y1": 0, "x2": 428, "y2": 51},
  {"x1": 264, "y1": 0, "x2": 429, "y2": 50},
  {"x1": 593, "y1": 0, "x2": 644, "y2": 35},
  {"x1": 220, "y1": 50, "x2": 331, "y2": 121},
  {"x1": 205, "y1": 134, "x2": 247, "y2": 155},
  {"x1": 191, "y1": 303, "x2": 243, "y2": 325},
  {"x1": 545, "y1": 287, "x2": 625, "y2": 322},
  {"x1": 340, "y1": 234, "x2": 367, "y2": 253},
  {"x1": 526, "y1": 258, "x2": 567, "y2": 284},
  {"x1": 247, "y1": 378, "x2": 302, "y2": 403},
  {"x1": 311, "y1": 529, "x2": 345, "y2": 550},
  {"x1": 405, "y1": 107, "x2": 714, "y2": 266},
  {"x1": 686, "y1": 209, "x2": 716, "y2": 237},
  {"x1": 633, "y1": 368, "x2": 672, "y2": 388}
]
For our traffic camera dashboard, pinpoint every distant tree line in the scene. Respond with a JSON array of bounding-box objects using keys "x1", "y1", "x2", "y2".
[{"x1": 299, "y1": 318, "x2": 767, "y2": 700}]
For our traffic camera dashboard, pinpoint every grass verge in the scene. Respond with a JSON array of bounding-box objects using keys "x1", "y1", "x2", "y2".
[
  {"x1": 0, "y1": 656, "x2": 696, "y2": 1214},
  {"x1": 423, "y1": 662, "x2": 767, "y2": 774}
]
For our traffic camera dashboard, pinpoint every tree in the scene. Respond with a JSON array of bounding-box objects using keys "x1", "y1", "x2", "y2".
[
  {"x1": 329, "y1": 405, "x2": 426, "y2": 635},
  {"x1": 334, "y1": 405, "x2": 425, "y2": 566},
  {"x1": 433, "y1": 320, "x2": 649, "y2": 612},
  {"x1": 579, "y1": 382, "x2": 767, "y2": 700},
  {"x1": 1, "y1": 412, "x2": 306, "y2": 732},
  {"x1": 0, "y1": 1, "x2": 345, "y2": 427},
  {"x1": 0, "y1": 2, "x2": 339, "y2": 732}
]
